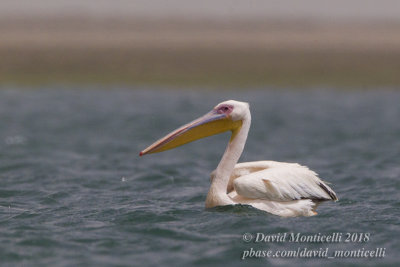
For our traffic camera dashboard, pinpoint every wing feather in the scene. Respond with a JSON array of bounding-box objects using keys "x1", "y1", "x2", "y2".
[{"x1": 232, "y1": 161, "x2": 338, "y2": 202}]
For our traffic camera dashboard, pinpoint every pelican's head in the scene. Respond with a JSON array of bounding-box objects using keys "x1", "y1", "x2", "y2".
[{"x1": 139, "y1": 100, "x2": 250, "y2": 156}]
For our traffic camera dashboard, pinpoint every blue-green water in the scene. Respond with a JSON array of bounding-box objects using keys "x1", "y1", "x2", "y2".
[{"x1": 0, "y1": 88, "x2": 399, "y2": 266}]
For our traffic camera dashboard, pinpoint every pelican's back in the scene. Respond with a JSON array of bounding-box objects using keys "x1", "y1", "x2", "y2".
[{"x1": 227, "y1": 161, "x2": 338, "y2": 202}]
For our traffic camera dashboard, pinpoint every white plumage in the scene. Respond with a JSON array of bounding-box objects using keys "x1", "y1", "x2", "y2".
[
  {"x1": 226, "y1": 161, "x2": 337, "y2": 216},
  {"x1": 140, "y1": 100, "x2": 338, "y2": 217}
]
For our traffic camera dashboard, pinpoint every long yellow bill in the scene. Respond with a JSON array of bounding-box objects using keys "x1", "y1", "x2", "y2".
[{"x1": 139, "y1": 110, "x2": 242, "y2": 156}]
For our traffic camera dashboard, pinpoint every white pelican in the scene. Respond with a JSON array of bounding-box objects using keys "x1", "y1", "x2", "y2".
[{"x1": 140, "y1": 100, "x2": 338, "y2": 217}]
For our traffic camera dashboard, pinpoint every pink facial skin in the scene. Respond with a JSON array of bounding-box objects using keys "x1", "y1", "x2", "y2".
[{"x1": 215, "y1": 104, "x2": 233, "y2": 115}]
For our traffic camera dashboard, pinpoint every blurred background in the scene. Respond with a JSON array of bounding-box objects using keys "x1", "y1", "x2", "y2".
[
  {"x1": 2, "y1": 2, "x2": 400, "y2": 266},
  {"x1": 1, "y1": 0, "x2": 400, "y2": 89}
]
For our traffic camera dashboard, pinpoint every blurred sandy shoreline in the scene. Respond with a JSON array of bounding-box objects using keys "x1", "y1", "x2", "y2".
[{"x1": 1, "y1": 17, "x2": 400, "y2": 88}]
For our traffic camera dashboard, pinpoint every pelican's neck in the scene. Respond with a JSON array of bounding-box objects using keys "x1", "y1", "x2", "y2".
[{"x1": 211, "y1": 115, "x2": 251, "y2": 194}]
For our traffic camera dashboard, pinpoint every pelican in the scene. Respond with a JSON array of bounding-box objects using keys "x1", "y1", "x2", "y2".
[{"x1": 140, "y1": 100, "x2": 337, "y2": 217}]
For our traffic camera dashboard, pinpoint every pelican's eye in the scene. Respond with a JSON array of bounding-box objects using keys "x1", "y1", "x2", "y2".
[{"x1": 216, "y1": 105, "x2": 233, "y2": 114}]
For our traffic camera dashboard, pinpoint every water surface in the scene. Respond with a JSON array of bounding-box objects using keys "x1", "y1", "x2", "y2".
[{"x1": 0, "y1": 88, "x2": 399, "y2": 266}]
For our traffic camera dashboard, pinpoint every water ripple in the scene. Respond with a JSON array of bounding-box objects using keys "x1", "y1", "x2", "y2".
[{"x1": 0, "y1": 88, "x2": 399, "y2": 266}]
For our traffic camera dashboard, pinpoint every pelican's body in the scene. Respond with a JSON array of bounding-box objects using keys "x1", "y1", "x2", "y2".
[{"x1": 140, "y1": 100, "x2": 337, "y2": 217}]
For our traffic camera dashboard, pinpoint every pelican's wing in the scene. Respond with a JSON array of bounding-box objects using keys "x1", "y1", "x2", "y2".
[{"x1": 232, "y1": 161, "x2": 338, "y2": 202}]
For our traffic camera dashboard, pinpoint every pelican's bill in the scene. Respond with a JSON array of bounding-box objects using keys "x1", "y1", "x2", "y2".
[{"x1": 140, "y1": 111, "x2": 242, "y2": 156}]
